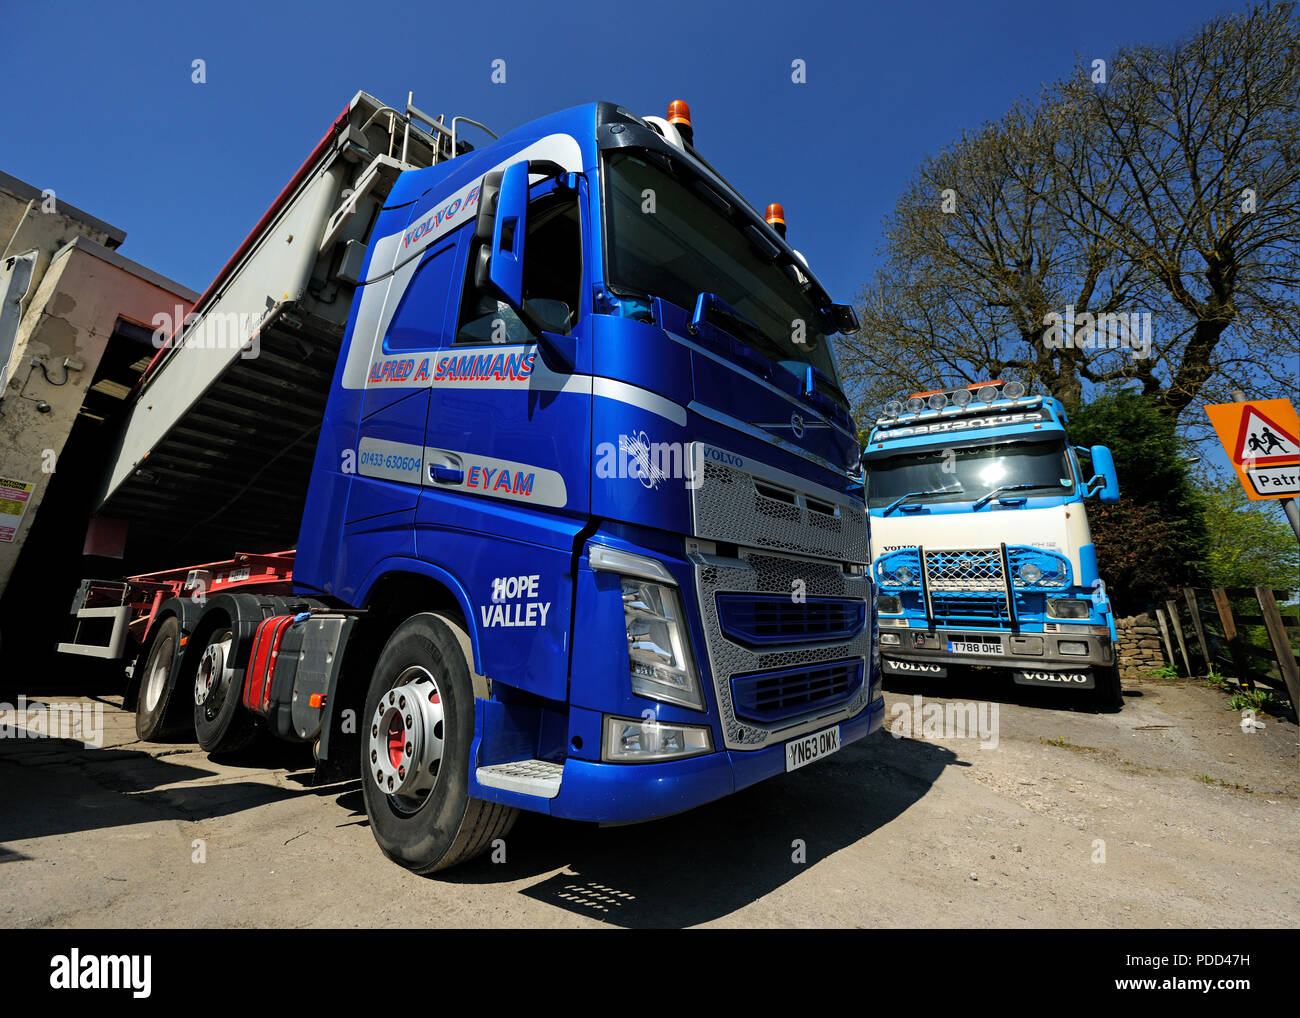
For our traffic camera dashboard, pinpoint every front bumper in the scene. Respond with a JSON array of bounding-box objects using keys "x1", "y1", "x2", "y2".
[
  {"x1": 544, "y1": 694, "x2": 885, "y2": 823},
  {"x1": 878, "y1": 623, "x2": 1114, "y2": 673}
]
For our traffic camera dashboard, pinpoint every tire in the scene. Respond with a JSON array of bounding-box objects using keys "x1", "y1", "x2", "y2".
[
  {"x1": 193, "y1": 625, "x2": 258, "y2": 753},
  {"x1": 360, "y1": 613, "x2": 517, "y2": 873},
  {"x1": 135, "y1": 616, "x2": 192, "y2": 742},
  {"x1": 1094, "y1": 664, "x2": 1124, "y2": 712}
]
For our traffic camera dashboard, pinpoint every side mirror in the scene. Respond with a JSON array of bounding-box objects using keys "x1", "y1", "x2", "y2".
[
  {"x1": 820, "y1": 303, "x2": 860, "y2": 335},
  {"x1": 488, "y1": 160, "x2": 530, "y2": 310},
  {"x1": 1086, "y1": 444, "x2": 1120, "y2": 504},
  {"x1": 474, "y1": 169, "x2": 504, "y2": 241}
]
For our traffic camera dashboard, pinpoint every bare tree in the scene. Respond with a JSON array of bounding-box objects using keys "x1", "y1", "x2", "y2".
[
  {"x1": 1051, "y1": 1, "x2": 1300, "y2": 418},
  {"x1": 844, "y1": 2, "x2": 1299, "y2": 426}
]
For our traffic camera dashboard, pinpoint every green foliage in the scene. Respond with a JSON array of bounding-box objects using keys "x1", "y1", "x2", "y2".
[
  {"x1": 1066, "y1": 390, "x2": 1209, "y2": 613},
  {"x1": 1149, "y1": 662, "x2": 1179, "y2": 680},
  {"x1": 1201, "y1": 478, "x2": 1300, "y2": 592},
  {"x1": 1227, "y1": 688, "x2": 1286, "y2": 714}
]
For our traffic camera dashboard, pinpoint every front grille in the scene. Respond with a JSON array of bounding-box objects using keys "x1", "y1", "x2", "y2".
[
  {"x1": 731, "y1": 658, "x2": 864, "y2": 724},
  {"x1": 716, "y1": 594, "x2": 865, "y2": 647},
  {"x1": 690, "y1": 449, "x2": 873, "y2": 750},
  {"x1": 924, "y1": 548, "x2": 1004, "y2": 591},
  {"x1": 692, "y1": 453, "x2": 868, "y2": 562}
]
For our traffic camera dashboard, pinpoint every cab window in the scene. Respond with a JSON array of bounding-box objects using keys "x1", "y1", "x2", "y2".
[{"x1": 455, "y1": 185, "x2": 581, "y2": 346}]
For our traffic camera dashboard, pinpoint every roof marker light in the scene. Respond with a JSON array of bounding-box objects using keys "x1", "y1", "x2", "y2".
[
  {"x1": 765, "y1": 202, "x2": 787, "y2": 237},
  {"x1": 667, "y1": 100, "x2": 693, "y2": 145}
]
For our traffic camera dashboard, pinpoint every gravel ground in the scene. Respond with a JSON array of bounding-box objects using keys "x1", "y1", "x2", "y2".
[{"x1": 1, "y1": 673, "x2": 1295, "y2": 928}]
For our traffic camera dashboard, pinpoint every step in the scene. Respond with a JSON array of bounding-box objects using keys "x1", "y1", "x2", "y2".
[{"x1": 476, "y1": 759, "x2": 564, "y2": 799}]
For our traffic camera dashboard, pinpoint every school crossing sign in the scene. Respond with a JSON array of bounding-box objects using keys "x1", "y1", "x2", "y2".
[{"x1": 1205, "y1": 398, "x2": 1300, "y2": 500}]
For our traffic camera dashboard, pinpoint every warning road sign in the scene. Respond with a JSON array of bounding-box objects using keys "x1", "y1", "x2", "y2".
[{"x1": 1205, "y1": 398, "x2": 1300, "y2": 501}]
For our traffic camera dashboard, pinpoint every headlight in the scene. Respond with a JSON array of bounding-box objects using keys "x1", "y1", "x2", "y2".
[
  {"x1": 1047, "y1": 598, "x2": 1091, "y2": 619},
  {"x1": 590, "y1": 544, "x2": 706, "y2": 710},
  {"x1": 880, "y1": 632, "x2": 900, "y2": 645},
  {"x1": 877, "y1": 594, "x2": 902, "y2": 614},
  {"x1": 602, "y1": 715, "x2": 713, "y2": 762},
  {"x1": 1017, "y1": 562, "x2": 1042, "y2": 584},
  {"x1": 1059, "y1": 641, "x2": 1088, "y2": 656},
  {"x1": 621, "y1": 577, "x2": 705, "y2": 709}
]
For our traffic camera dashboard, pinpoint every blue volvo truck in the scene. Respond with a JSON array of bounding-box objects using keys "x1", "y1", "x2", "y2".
[
  {"x1": 58, "y1": 92, "x2": 882, "y2": 872},
  {"x1": 863, "y1": 379, "x2": 1123, "y2": 710}
]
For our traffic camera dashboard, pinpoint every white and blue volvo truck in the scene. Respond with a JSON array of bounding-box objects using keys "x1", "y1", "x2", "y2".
[
  {"x1": 863, "y1": 379, "x2": 1124, "y2": 710},
  {"x1": 57, "y1": 92, "x2": 883, "y2": 871}
]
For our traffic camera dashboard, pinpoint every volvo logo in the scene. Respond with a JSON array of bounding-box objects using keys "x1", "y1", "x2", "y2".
[{"x1": 790, "y1": 412, "x2": 805, "y2": 438}]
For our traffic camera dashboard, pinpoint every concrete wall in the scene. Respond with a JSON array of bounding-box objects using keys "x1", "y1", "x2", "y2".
[{"x1": 0, "y1": 173, "x2": 194, "y2": 600}]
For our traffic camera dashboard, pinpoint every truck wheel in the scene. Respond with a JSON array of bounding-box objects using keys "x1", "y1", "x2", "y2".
[
  {"x1": 1094, "y1": 664, "x2": 1124, "y2": 713},
  {"x1": 135, "y1": 616, "x2": 192, "y2": 742},
  {"x1": 193, "y1": 626, "x2": 257, "y2": 753},
  {"x1": 360, "y1": 613, "x2": 517, "y2": 873}
]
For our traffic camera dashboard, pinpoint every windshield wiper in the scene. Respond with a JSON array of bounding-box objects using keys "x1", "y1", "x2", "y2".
[
  {"x1": 688, "y1": 292, "x2": 783, "y2": 376},
  {"x1": 883, "y1": 486, "x2": 963, "y2": 516},
  {"x1": 801, "y1": 364, "x2": 849, "y2": 413},
  {"x1": 972, "y1": 484, "x2": 1037, "y2": 510}
]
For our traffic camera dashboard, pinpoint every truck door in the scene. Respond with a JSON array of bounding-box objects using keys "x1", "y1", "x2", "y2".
[
  {"x1": 416, "y1": 174, "x2": 592, "y2": 700},
  {"x1": 347, "y1": 229, "x2": 462, "y2": 524}
]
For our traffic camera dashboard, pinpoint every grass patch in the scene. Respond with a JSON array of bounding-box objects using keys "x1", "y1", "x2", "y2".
[
  {"x1": 1194, "y1": 773, "x2": 1254, "y2": 793},
  {"x1": 1227, "y1": 688, "x2": 1286, "y2": 714},
  {"x1": 1040, "y1": 736, "x2": 1099, "y2": 753}
]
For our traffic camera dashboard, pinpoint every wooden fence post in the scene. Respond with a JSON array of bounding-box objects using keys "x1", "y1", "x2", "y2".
[
  {"x1": 1212, "y1": 588, "x2": 1253, "y2": 691},
  {"x1": 1183, "y1": 588, "x2": 1211, "y2": 671},
  {"x1": 1255, "y1": 586, "x2": 1299, "y2": 711},
  {"x1": 1166, "y1": 599, "x2": 1192, "y2": 677},
  {"x1": 1154, "y1": 607, "x2": 1176, "y2": 671}
]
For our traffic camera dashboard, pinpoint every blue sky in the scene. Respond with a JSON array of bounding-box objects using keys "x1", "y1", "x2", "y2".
[
  {"x1": 3, "y1": 0, "x2": 1238, "y2": 303},
  {"x1": 2, "y1": 0, "x2": 1275, "y2": 491}
]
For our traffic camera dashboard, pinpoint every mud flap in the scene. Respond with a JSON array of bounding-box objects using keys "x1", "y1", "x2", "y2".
[
  {"x1": 881, "y1": 657, "x2": 947, "y2": 678},
  {"x1": 1012, "y1": 668, "x2": 1094, "y2": 689}
]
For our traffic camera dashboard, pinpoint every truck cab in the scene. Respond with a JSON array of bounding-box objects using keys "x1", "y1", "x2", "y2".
[
  {"x1": 286, "y1": 100, "x2": 882, "y2": 864},
  {"x1": 863, "y1": 379, "x2": 1123, "y2": 709}
]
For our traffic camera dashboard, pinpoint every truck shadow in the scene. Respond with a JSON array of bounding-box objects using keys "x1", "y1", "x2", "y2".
[
  {"x1": 434, "y1": 734, "x2": 961, "y2": 927},
  {"x1": 0, "y1": 737, "x2": 316, "y2": 844}
]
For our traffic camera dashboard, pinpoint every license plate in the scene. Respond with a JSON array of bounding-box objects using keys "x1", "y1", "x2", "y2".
[
  {"x1": 785, "y1": 725, "x2": 841, "y2": 772},
  {"x1": 948, "y1": 640, "x2": 1003, "y2": 655}
]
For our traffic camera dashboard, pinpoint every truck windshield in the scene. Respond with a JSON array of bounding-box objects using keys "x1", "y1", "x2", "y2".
[
  {"x1": 866, "y1": 439, "x2": 1075, "y2": 510},
  {"x1": 602, "y1": 150, "x2": 842, "y2": 390}
]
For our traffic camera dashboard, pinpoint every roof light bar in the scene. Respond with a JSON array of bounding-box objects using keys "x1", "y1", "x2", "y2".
[{"x1": 878, "y1": 378, "x2": 1033, "y2": 422}]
